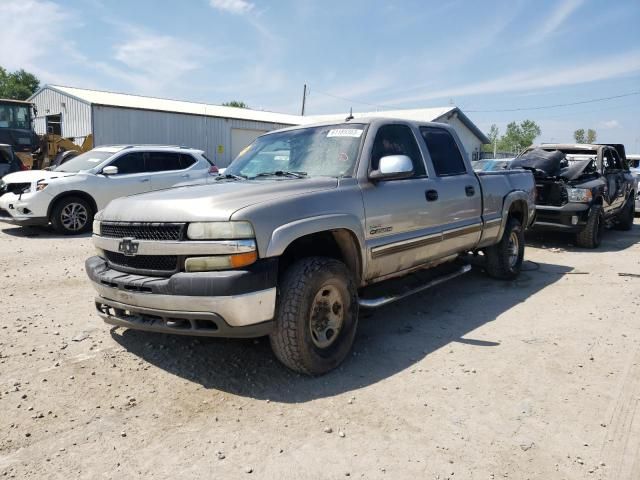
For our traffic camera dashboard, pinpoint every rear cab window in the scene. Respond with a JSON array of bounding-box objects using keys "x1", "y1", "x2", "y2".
[{"x1": 420, "y1": 127, "x2": 467, "y2": 176}]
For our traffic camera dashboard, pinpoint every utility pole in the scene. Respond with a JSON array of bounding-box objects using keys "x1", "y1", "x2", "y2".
[
  {"x1": 493, "y1": 137, "x2": 497, "y2": 158},
  {"x1": 301, "y1": 84, "x2": 307, "y2": 116}
]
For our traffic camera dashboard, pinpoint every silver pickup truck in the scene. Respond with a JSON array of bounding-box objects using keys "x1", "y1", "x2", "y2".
[{"x1": 86, "y1": 118, "x2": 535, "y2": 375}]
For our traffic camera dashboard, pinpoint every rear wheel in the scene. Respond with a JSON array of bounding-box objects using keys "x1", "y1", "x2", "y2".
[
  {"x1": 50, "y1": 196, "x2": 93, "y2": 235},
  {"x1": 484, "y1": 217, "x2": 524, "y2": 280},
  {"x1": 614, "y1": 195, "x2": 635, "y2": 231},
  {"x1": 269, "y1": 257, "x2": 358, "y2": 375},
  {"x1": 575, "y1": 205, "x2": 604, "y2": 248}
]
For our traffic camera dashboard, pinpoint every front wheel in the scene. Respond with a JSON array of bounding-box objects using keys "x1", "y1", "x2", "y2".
[
  {"x1": 50, "y1": 196, "x2": 93, "y2": 235},
  {"x1": 269, "y1": 257, "x2": 359, "y2": 375},
  {"x1": 575, "y1": 205, "x2": 604, "y2": 248},
  {"x1": 484, "y1": 217, "x2": 525, "y2": 280}
]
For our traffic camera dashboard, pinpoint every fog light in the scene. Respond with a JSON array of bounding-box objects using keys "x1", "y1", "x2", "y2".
[
  {"x1": 184, "y1": 251, "x2": 258, "y2": 272},
  {"x1": 571, "y1": 216, "x2": 578, "y2": 225}
]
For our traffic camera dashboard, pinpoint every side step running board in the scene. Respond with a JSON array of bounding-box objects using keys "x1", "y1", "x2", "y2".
[{"x1": 358, "y1": 264, "x2": 472, "y2": 309}]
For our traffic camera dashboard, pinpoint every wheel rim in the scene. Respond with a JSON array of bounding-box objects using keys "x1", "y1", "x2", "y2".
[
  {"x1": 61, "y1": 203, "x2": 88, "y2": 231},
  {"x1": 309, "y1": 284, "x2": 345, "y2": 349},
  {"x1": 507, "y1": 231, "x2": 519, "y2": 268}
]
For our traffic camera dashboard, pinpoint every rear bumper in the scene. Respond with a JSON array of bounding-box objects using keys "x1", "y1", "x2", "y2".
[
  {"x1": 531, "y1": 203, "x2": 590, "y2": 232},
  {"x1": 86, "y1": 256, "x2": 277, "y2": 338}
]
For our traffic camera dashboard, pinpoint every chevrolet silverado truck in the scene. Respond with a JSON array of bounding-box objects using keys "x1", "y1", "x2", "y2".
[
  {"x1": 86, "y1": 118, "x2": 535, "y2": 375},
  {"x1": 513, "y1": 144, "x2": 635, "y2": 248}
]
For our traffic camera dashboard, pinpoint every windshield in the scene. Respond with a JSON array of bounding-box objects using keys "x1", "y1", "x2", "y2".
[
  {"x1": 0, "y1": 104, "x2": 30, "y2": 129},
  {"x1": 225, "y1": 123, "x2": 365, "y2": 179},
  {"x1": 54, "y1": 150, "x2": 114, "y2": 172}
]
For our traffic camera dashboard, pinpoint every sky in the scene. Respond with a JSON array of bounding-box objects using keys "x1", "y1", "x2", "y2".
[{"x1": 1, "y1": 0, "x2": 639, "y2": 150}]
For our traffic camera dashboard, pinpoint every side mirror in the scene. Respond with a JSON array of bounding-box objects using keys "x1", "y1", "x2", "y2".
[
  {"x1": 102, "y1": 165, "x2": 118, "y2": 175},
  {"x1": 369, "y1": 155, "x2": 414, "y2": 181}
]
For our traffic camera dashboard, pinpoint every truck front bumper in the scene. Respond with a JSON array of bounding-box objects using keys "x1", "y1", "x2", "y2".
[
  {"x1": 531, "y1": 203, "x2": 591, "y2": 233},
  {"x1": 85, "y1": 256, "x2": 277, "y2": 338}
]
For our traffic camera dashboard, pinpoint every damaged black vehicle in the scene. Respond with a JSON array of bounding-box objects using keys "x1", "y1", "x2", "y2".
[{"x1": 512, "y1": 144, "x2": 635, "y2": 248}]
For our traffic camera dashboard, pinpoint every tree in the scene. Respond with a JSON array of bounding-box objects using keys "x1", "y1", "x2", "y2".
[
  {"x1": 222, "y1": 100, "x2": 248, "y2": 108},
  {"x1": 482, "y1": 124, "x2": 500, "y2": 153},
  {"x1": 497, "y1": 120, "x2": 541, "y2": 154},
  {"x1": 0, "y1": 67, "x2": 40, "y2": 100},
  {"x1": 573, "y1": 127, "x2": 597, "y2": 143}
]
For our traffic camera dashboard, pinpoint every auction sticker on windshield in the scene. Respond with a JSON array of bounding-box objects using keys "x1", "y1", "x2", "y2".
[{"x1": 327, "y1": 129, "x2": 363, "y2": 138}]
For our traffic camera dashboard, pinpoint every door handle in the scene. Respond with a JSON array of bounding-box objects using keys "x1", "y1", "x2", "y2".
[
  {"x1": 465, "y1": 185, "x2": 475, "y2": 196},
  {"x1": 181, "y1": 174, "x2": 190, "y2": 178},
  {"x1": 425, "y1": 189, "x2": 438, "y2": 201},
  {"x1": 140, "y1": 178, "x2": 150, "y2": 183}
]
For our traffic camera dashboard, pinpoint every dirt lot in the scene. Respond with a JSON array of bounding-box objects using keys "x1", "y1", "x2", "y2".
[{"x1": 1, "y1": 220, "x2": 639, "y2": 480}]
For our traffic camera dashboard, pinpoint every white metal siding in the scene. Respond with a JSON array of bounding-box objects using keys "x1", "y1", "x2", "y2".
[
  {"x1": 29, "y1": 87, "x2": 92, "y2": 140},
  {"x1": 91, "y1": 106, "x2": 291, "y2": 166}
]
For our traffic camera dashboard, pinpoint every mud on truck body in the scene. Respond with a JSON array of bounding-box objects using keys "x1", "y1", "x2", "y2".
[{"x1": 86, "y1": 118, "x2": 535, "y2": 375}]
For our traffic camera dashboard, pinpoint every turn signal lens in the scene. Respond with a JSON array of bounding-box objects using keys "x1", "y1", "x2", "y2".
[{"x1": 184, "y1": 251, "x2": 257, "y2": 272}]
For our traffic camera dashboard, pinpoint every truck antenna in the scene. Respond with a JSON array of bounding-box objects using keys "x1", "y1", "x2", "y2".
[{"x1": 345, "y1": 107, "x2": 354, "y2": 122}]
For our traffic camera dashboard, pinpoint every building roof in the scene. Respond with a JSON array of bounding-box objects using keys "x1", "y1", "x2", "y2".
[
  {"x1": 300, "y1": 106, "x2": 490, "y2": 143},
  {"x1": 31, "y1": 85, "x2": 302, "y2": 125},
  {"x1": 30, "y1": 85, "x2": 489, "y2": 144},
  {"x1": 0, "y1": 98, "x2": 33, "y2": 104}
]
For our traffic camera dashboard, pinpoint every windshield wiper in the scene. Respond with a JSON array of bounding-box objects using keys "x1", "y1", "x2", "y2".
[
  {"x1": 252, "y1": 170, "x2": 308, "y2": 179},
  {"x1": 215, "y1": 173, "x2": 247, "y2": 181}
]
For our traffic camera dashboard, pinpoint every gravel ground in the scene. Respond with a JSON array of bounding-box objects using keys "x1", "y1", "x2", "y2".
[{"x1": 1, "y1": 220, "x2": 639, "y2": 480}]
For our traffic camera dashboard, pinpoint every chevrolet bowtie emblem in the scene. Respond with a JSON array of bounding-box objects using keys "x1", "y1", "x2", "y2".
[{"x1": 118, "y1": 237, "x2": 139, "y2": 256}]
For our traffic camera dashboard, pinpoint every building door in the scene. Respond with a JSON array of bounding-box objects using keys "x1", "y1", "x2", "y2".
[
  {"x1": 46, "y1": 114, "x2": 62, "y2": 135},
  {"x1": 231, "y1": 128, "x2": 267, "y2": 162}
]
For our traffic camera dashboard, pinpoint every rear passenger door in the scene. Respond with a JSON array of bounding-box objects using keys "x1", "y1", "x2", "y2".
[
  {"x1": 146, "y1": 152, "x2": 195, "y2": 190},
  {"x1": 419, "y1": 127, "x2": 482, "y2": 256}
]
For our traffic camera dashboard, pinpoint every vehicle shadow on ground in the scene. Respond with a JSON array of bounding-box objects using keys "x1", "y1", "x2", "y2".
[
  {"x1": 0, "y1": 225, "x2": 91, "y2": 239},
  {"x1": 526, "y1": 219, "x2": 639, "y2": 254},
  {"x1": 111, "y1": 260, "x2": 572, "y2": 403}
]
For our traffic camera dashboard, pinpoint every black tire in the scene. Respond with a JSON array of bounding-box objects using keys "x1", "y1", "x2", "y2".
[
  {"x1": 575, "y1": 205, "x2": 604, "y2": 248},
  {"x1": 484, "y1": 217, "x2": 525, "y2": 280},
  {"x1": 269, "y1": 257, "x2": 359, "y2": 375},
  {"x1": 614, "y1": 195, "x2": 635, "y2": 231},
  {"x1": 50, "y1": 196, "x2": 93, "y2": 235}
]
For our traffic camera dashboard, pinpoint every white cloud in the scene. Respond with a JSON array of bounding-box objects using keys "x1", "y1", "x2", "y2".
[
  {"x1": 382, "y1": 50, "x2": 640, "y2": 106},
  {"x1": 209, "y1": 0, "x2": 254, "y2": 14},
  {"x1": 601, "y1": 120, "x2": 620, "y2": 129},
  {"x1": 525, "y1": 0, "x2": 584, "y2": 46}
]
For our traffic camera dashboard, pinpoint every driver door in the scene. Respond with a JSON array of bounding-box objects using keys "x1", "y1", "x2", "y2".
[
  {"x1": 94, "y1": 152, "x2": 153, "y2": 208},
  {"x1": 602, "y1": 148, "x2": 625, "y2": 212}
]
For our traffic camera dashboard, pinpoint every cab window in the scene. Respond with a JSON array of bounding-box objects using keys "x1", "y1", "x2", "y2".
[
  {"x1": 370, "y1": 124, "x2": 425, "y2": 176},
  {"x1": 147, "y1": 152, "x2": 183, "y2": 172},
  {"x1": 420, "y1": 127, "x2": 467, "y2": 176}
]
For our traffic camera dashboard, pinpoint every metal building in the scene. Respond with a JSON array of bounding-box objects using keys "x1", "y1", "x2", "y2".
[
  {"x1": 302, "y1": 107, "x2": 490, "y2": 161},
  {"x1": 29, "y1": 85, "x2": 300, "y2": 166},
  {"x1": 29, "y1": 85, "x2": 489, "y2": 166}
]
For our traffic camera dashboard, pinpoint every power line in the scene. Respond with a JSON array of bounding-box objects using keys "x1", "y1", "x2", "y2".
[{"x1": 464, "y1": 91, "x2": 640, "y2": 113}]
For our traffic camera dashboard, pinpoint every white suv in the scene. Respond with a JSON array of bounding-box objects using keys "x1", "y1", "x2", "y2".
[{"x1": 0, "y1": 145, "x2": 217, "y2": 234}]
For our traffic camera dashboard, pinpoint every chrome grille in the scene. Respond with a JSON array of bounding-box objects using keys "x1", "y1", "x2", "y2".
[{"x1": 100, "y1": 222, "x2": 185, "y2": 241}]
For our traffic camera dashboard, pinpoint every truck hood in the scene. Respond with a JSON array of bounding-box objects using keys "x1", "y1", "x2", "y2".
[
  {"x1": 513, "y1": 148, "x2": 596, "y2": 182},
  {"x1": 100, "y1": 177, "x2": 339, "y2": 222},
  {"x1": 1, "y1": 169, "x2": 78, "y2": 184}
]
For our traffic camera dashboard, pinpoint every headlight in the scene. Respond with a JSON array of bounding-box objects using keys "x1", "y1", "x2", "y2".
[
  {"x1": 566, "y1": 188, "x2": 592, "y2": 203},
  {"x1": 92, "y1": 219, "x2": 101, "y2": 235},
  {"x1": 36, "y1": 182, "x2": 48, "y2": 191},
  {"x1": 184, "y1": 252, "x2": 258, "y2": 272},
  {"x1": 187, "y1": 221, "x2": 254, "y2": 240}
]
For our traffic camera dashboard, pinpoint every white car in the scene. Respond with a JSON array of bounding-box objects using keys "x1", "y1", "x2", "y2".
[{"x1": 0, "y1": 145, "x2": 217, "y2": 234}]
